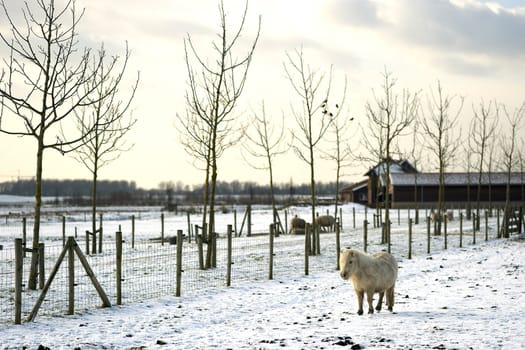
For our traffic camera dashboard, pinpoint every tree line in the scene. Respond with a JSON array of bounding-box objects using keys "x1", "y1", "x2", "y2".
[
  {"x1": 0, "y1": 179, "x2": 137, "y2": 198},
  {"x1": 0, "y1": 178, "x2": 347, "y2": 205}
]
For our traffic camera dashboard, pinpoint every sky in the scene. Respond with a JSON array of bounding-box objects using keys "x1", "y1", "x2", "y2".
[{"x1": 0, "y1": 0, "x2": 524, "y2": 190}]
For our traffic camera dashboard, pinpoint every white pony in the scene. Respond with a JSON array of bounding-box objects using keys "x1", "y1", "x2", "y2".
[{"x1": 339, "y1": 248, "x2": 398, "y2": 315}]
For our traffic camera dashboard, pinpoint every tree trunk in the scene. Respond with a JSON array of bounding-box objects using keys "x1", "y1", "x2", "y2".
[
  {"x1": 28, "y1": 136, "x2": 45, "y2": 290},
  {"x1": 309, "y1": 139, "x2": 316, "y2": 255},
  {"x1": 436, "y1": 158, "x2": 444, "y2": 236},
  {"x1": 206, "y1": 129, "x2": 218, "y2": 268},
  {"x1": 91, "y1": 163, "x2": 98, "y2": 254}
]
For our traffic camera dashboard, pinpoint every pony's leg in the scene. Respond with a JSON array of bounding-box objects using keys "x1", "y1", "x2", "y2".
[
  {"x1": 386, "y1": 286, "x2": 395, "y2": 311},
  {"x1": 355, "y1": 290, "x2": 364, "y2": 315},
  {"x1": 366, "y1": 291, "x2": 374, "y2": 314},
  {"x1": 376, "y1": 292, "x2": 384, "y2": 312}
]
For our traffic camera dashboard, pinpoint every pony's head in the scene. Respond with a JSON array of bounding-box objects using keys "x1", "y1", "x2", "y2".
[{"x1": 339, "y1": 248, "x2": 359, "y2": 280}]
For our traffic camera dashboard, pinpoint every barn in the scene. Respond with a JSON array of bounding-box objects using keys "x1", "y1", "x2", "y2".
[{"x1": 340, "y1": 159, "x2": 525, "y2": 208}]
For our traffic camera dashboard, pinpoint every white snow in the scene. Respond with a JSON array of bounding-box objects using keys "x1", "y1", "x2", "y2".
[{"x1": 0, "y1": 204, "x2": 524, "y2": 349}]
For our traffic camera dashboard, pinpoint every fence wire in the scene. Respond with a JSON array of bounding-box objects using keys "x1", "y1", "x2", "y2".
[{"x1": 0, "y1": 206, "x2": 514, "y2": 324}]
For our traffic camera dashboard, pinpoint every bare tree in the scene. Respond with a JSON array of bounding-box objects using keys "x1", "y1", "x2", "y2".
[
  {"x1": 179, "y1": 0, "x2": 260, "y2": 268},
  {"x1": 422, "y1": 81, "x2": 464, "y2": 236},
  {"x1": 486, "y1": 134, "x2": 498, "y2": 216},
  {"x1": 242, "y1": 101, "x2": 287, "y2": 232},
  {"x1": 0, "y1": 0, "x2": 129, "y2": 288},
  {"x1": 284, "y1": 48, "x2": 334, "y2": 251},
  {"x1": 320, "y1": 77, "x2": 354, "y2": 267},
  {"x1": 519, "y1": 139, "x2": 525, "y2": 228},
  {"x1": 463, "y1": 120, "x2": 475, "y2": 221},
  {"x1": 361, "y1": 68, "x2": 419, "y2": 250},
  {"x1": 471, "y1": 100, "x2": 498, "y2": 229},
  {"x1": 176, "y1": 103, "x2": 214, "y2": 249},
  {"x1": 499, "y1": 102, "x2": 525, "y2": 237},
  {"x1": 320, "y1": 77, "x2": 353, "y2": 228},
  {"x1": 403, "y1": 117, "x2": 424, "y2": 224},
  {"x1": 72, "y1": 44, "x2": 139, "y2": 254}
]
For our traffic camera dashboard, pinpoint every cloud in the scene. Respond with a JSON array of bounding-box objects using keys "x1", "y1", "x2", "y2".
[
  {"x1": 328, "y1": 0, "x2": 525, "y2": 59},
  {"x1": 328, "y1": 0, "x2": 383, "y2": 28},
  {"x1": 435, "y1": 55, "x2": 496, "y2": 76},
  {"x1": 396, "y1": 0, "x2": 525, "y2": 58}
]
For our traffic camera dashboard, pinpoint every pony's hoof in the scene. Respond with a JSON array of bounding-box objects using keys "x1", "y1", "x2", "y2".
[
  {"x1": 368, "y1": 308, "x2": 374, "y2": 314},
  {"x1": 357, "y1": 310, "x2": 364, "y2": 316}
]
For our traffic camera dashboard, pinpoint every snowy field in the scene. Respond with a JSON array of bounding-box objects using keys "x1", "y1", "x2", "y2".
[{"x1": 0, "y1": 198, "x2": 524, "y2": 349}]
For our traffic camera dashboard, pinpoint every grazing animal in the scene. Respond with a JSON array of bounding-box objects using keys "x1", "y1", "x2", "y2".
[
  {"x1": 339, "y1": 248, "x2": 398, "y2": 315},
  {"x1": 431, "y1": 210, "x2": 453, "y2": 223},
  {"x1": 289, "y1": 215, "x2": 306, "y2": 234},
  {"x1": 315, "y1": 215, "x2": 335, "y2": 232}
]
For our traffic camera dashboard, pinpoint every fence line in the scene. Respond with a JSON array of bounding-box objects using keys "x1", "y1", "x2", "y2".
[{"x1": 0, "y1": 205, "x2": 519, "y2": 324}]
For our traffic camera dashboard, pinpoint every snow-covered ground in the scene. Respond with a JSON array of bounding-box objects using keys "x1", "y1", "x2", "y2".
[
  {"x1": 0, "y1": 201, "x2": 524, "y2": 349},
  {"x1": 0, "y1": 236, "x2": 523, "y2": 349}
]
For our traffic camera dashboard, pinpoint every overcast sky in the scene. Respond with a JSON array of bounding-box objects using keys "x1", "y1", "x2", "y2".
[{"x1": 0, "y1": 0, "x2": 524, "y2": 190}]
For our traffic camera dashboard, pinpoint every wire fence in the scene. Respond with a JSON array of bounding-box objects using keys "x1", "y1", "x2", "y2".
[{"x1": 0, "y1": 205, "x2": 521, "y2": 325}]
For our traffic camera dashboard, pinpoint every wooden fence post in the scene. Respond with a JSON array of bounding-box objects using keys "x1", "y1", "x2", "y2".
[
  {"x1": 285, "y1": 210, "x2": 288, "y2": 235},
  {"x1": 85, "y1": 229, "x2": 89, "y2": 255},
  {"x1": 444, "y1": 214, "x2": 448, "y2": 250},
  {"x1": 304, "y1": 224, "x2": 310, "y2": 276},
  {"x1": 363, "y1": 220, "x2": 368, "y2": 253},
  {"x1": 116, "y1": 230, "x2": 122, "y2": 305},
  {"x1": 131, "y1": 215, "x2": 135, "y2": 249},
  {"x1": 212, "y1": 230, "x2": 217, "y2": 268},
  {"x1": 161, "y1": 213, "x2": 165, "y2": 246},
  {"x1": 22, "y1": 217, "x2": 27, "y2": 257},
  {"x1": 247, "y1": 204, "x2": 252, "y2": 237},
  {"x1": 176, "y1": 230, "x2": 183, "y2": 297},
  {"x1": 68, "y1": 240, "x2": 75, "y2": 315},
  {"x1": 315, "y1": 222, "x2": 321, "y2": 255},
  {"x1": 426, "y1": 216, "x2": 431, "y2": 254},
  {"x1": 14, "y1": 238, "x2": 23, "y2": 324},
  {"x1": 408, "y1": 218, "x2": 413, "y2": 259},
  {"x1": 472, "y1": 213, "x2": 476, "y2": 245},
  {"x1": 99, "y1": 213, "x2": 103, "y2": 253},
  {"x1": 352, "y1": 207, "x2": 356, "y2": 229},
  {"x1": 197, "y1": 224, "x2": 205, "y2": 270},
  {"x1": 29, "y1": 237, "x2": 110, "y2": 322},
  {"x1": 336, "y1": 219, "x2": 341, "y2": 270},
  {"x1": 385, "y1": 219, "x2": 392, "y2": 253},
  {"x1": 485, "y1": 210, "x2": 489, "y2": 241},
  {"x1": 234, "y1": 210, "x2": 238, "y2": 237},
  {"x1": 269, "y1": 224, "x2": 274, "y2": 280},
  {"x1": 38, "y1": 243, "x2": 45, "y2": 290},
  {"x1": 91, "y1": 214, "x2": 97, "y2": 255},
  {"x1": 187, "y1": 212, "x2": 191, "y2": 243},
  {"x1": 62, "y1": 216, "x2": 66, "y2": 247},
  {"x1": 497, "y1": 208, "x2": 501, "y2": 238},
  {"x1": 459, "y1": 212, "x2": 463, "y2": 248},
  {"x1": 226, "y1": 225, "x2": 232, "y2": 287}
]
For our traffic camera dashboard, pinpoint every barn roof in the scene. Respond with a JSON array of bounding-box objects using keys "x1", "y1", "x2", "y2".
[
  {"x1": 365, "y1": 158, "x2": 418, "y2": 177},
  {"x1": 390, "y1": 172, "x2": 525, "y2": 187}
]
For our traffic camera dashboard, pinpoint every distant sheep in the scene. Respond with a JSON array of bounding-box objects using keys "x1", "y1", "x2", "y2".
[
  {"x1": 315, "y1": 215, "x2": 335, "y2": 232},
  {"x1": 339, "y1": 248, "x2": 398, "y2": 315},
  {"x1": 289, "y1": 215, "x2": 306, "y2": 235},
  {"x1": 431, "y1": 210, "x2": 454, "y2": 223}
]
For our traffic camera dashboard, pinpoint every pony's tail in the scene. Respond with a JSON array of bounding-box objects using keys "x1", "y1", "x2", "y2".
[{"x1": 386, "y1": 285, "x2": 395, "y2": 311}]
